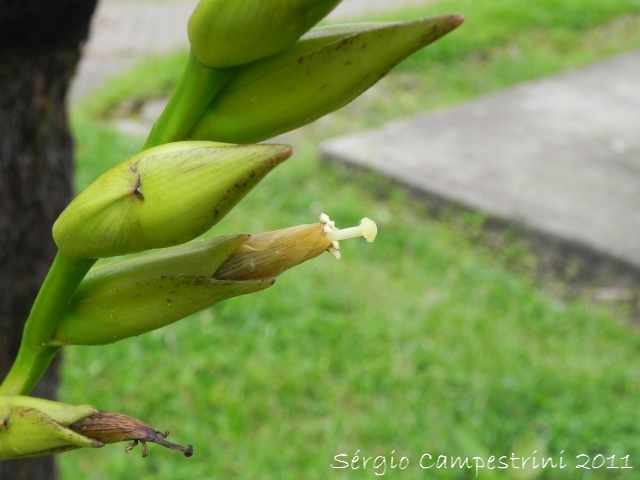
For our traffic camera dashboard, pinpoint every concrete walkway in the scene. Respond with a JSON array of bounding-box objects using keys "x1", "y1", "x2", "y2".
[{"x1": 321, "y1": 50, "x2": 640, "y2": 272}]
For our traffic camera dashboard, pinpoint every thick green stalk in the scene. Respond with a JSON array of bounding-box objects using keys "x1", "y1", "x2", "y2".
[
  {"x1": 0, "y1": 253, "x2": 95, "y2": 395},
  {"x1": 143, "y1": 53, "x2": 234, "y2": 149}
]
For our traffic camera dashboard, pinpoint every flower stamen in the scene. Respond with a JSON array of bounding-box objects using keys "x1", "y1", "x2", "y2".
[{"x1": 320, "y1": 213, "x2": 377, "y2": 260}]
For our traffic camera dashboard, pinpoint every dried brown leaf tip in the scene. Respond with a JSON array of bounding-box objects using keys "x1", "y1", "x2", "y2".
[{"x1": 69, "y1": 411, "x2": 193, "y2": 458}]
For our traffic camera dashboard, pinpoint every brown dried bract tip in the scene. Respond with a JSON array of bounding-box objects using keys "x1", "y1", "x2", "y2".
[{"x1": 69, "y1": 411, "x2": 193, "y2": 458}]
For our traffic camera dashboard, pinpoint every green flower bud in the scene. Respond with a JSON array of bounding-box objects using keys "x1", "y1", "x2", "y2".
[
  {"x1": 52, "y1": 141, "x2": 291, "y2": 259},
  {"x1": 188, "y1": 15, "x2": 464, "y2": 143},
  {"x1": 0, "y1": 395, "x2": 192, "y2": 459},
  {"x1": 188, "y1": 0, "x2": 342, "y2": 68}
]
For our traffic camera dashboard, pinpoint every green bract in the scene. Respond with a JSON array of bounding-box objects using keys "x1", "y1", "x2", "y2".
[
  {"x1": 188, "y1": 0, "x2": 342, "y2": 68},
  {"x1": 52, "y1": 141, "x2": 291, "y2": 259},
  {"x1": 188, "y1": 15, "x2": 464, "y2": 143},
  {"x1": 0, "y1": 396, "x2": 100, "y2": 460},
  {"x1": 53, "y1": 236, "x2": 273, "y2": 346}
]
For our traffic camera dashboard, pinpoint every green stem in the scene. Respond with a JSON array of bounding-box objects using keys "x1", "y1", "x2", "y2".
[
  {"x1": 0, "y1": 252, "x2": 95, "y2": 395},
  {"x1": 143, "y1": 52, "x2": 234, "y2": 149}
]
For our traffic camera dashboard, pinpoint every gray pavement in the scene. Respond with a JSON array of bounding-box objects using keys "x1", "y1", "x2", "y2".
[
  {"x1": 321, "y1": 50, "x2": 640, "y2": 271},
  {"x1": 71, "y1": 0, "x2": 197, "y2": 100}
]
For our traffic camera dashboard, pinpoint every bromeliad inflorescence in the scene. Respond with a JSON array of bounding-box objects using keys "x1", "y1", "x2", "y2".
[{"x1": 0, "y1": 0, "x2": 463, "y2": 463}]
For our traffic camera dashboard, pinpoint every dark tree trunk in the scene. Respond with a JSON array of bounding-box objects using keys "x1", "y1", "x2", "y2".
[{"x1": 0, "y1": 1, "x2": 97, "y2": 478}]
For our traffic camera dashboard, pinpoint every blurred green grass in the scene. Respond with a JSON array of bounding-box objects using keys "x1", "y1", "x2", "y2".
[{"x1": 59, "y1": 0, "x2": 640, "y2": 478}]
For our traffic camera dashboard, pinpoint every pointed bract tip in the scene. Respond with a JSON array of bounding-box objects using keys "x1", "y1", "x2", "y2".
[{"x1": 449, "y1": 13, "x2": 465, "y2": 29}]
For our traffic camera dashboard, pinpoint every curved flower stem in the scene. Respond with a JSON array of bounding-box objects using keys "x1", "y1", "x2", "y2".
[
  {"x1": 0, "y1": 253, "x2": 95, "y2": 395},
  {"x1": 143, "y1": 52, "x2": 234, "y2": 149}
]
